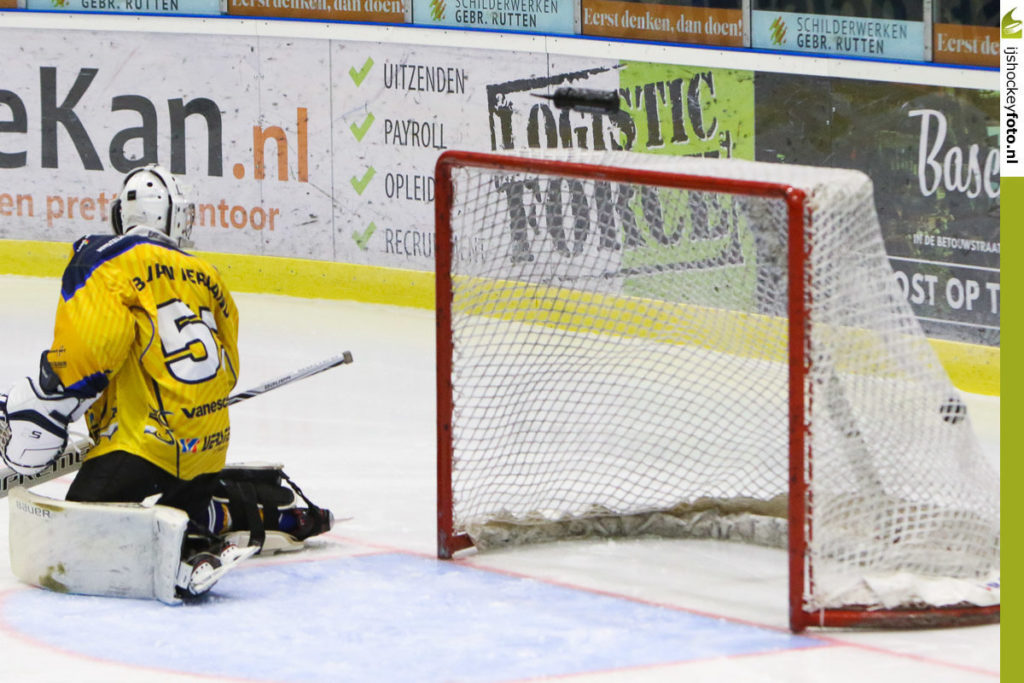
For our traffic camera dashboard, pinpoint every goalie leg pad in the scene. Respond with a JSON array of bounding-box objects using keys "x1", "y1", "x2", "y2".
[{"x1": 8, "y1": 487, "x2": 189, "y2": 604}]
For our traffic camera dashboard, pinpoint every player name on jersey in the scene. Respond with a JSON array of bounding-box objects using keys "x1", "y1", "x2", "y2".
[{"x1": 132, "y1": 264, "x2": 231, "y2": 318}]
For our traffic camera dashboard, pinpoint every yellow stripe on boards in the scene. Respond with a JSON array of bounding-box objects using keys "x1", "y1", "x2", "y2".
[{"x1": 0, "y1": 238, "x2": 998, "y2": 395}]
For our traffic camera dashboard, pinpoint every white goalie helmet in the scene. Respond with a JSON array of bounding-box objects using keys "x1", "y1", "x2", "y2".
[{"x1": 111, "y1": 164, "x2": 195, "y2": 248}]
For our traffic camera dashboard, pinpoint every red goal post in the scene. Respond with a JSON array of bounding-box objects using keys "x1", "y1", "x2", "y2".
[{"x1": 433, "y1": 149, "x2": 999, "y2": 632}]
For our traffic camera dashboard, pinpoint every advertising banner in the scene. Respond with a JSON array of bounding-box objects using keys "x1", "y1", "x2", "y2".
[
  {"x1": 580, "y1": 0, "x2": 743, "y2": 47},
  {"x1": 0, "y1": 31, "x2": 334, "y2": 261},
  {"x1": 0, "y1": 27, "x2": 753, "y2": 269},
  {"x1": 24, "y1": 0, "x2": 222, "y2": 13},
  {"x1": 750, "y1": 0, "x2": 925, "y2": 60},
  {"x1": 484, "y1": 59, "x2": 752, "y2": 158},
  {"x1": 756, "y1": 74, "x2": 999, "y2": 344},
  {"x1": 751, "y1": 10, "x2": 924, "y2": 59},
  {"x1": 226, "y1": 0, "x2": 408, "y2": 23},
  {"x1": 466, "y1": 58, "x2": 755, "y2": 301},
  {"x1": 933, "y1": 23, "x2": 999, "y2": 67},
  {"x1": 410, "y1": 0, "x2": 575, "y2": 34},
  {"x1": 934, "y1": 0, "x2": 999, "y2": 66},
  {"x1": 0, "y1": 22, "x2": 997, "y2": 344},
  {"x1": 327, "y1": 43, "x2": 558, "y2": 267},
  {"x1": 0, "y1": 27, "x2": 607, "y2": 270}
]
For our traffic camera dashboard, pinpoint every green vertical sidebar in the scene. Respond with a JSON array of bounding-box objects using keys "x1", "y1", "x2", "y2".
[{"x1": 1001, "y1": 173, "x2": 1015, "y2": 674}]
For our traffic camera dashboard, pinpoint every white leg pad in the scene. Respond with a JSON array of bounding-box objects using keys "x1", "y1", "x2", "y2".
[{"x1": 8, "y1": 487, "x2": 190, "y2": 605}]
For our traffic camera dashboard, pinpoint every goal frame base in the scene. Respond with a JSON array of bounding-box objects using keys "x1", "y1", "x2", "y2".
[
  {"x1": 793, "y1": 604, "x2": 1000, "y2": 632},
  {"x1": 440, "y1": 528, "x2": 998, "y2": 632}
]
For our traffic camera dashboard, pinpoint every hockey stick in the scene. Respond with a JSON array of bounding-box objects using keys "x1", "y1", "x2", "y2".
[
  {"x1": 224, "y1": 351, "x2": 352, "y2": 404},
  {"x1": 0, "y1": 351, "x2": 354, "y2": 498}
]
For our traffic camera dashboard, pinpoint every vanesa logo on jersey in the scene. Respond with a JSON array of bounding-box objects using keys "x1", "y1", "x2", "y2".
[
  {"x1": 179, "y1": 438, "x2": 200, "y2": 453},
  {"x1": 182, "y1": 398, "x2": 228, "y2": 418}
]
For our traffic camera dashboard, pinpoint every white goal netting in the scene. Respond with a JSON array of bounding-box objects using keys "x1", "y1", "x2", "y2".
[{"x1": 437, "y1": 149, "x2": 999, "y2": 618}]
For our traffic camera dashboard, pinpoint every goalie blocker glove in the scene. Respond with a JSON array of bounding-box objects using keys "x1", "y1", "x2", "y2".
[{"x1": 1, "y1": 371, "x2": 95, "y2": 476}]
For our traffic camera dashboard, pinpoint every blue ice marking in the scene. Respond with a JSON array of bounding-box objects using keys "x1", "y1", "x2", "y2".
[{"x1": 3, "y1": 553, "x2": 823, "y2": 682}]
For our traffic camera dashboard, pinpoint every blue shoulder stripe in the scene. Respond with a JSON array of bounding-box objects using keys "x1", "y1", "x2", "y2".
[
  {"x1": 60, "y1": 234, "x2": 190, "y2": 301},
  {"x1": 67, "y1": 371, "x2": 109, "y2": 398}
]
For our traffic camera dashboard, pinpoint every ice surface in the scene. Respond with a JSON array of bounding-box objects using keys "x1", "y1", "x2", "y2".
[{"x1": 0, "y1": 275, "x2": 999, "y2": 682}]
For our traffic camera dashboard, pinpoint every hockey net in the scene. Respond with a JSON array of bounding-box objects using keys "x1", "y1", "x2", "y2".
[{"x1": 434, "y1": 149, "x2": 999, "y2": 631}]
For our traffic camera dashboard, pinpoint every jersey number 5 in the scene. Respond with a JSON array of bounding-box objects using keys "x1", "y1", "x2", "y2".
[{"x1": 157, "y1": 299, "x2": 221, "y2": 384}]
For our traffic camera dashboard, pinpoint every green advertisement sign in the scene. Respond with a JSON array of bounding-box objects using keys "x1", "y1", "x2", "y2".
[
  {"x1": 482, "y1": 62, "x2": 758, "y2": 309},
  {"x1": 617, "y1": 61, "x2": 755, "y2": 159},
  {"x1": 614, "y1": 63, "x2": 757, "y2": 306}
]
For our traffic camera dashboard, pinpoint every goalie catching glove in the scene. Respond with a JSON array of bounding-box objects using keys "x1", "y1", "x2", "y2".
[{"x1": 1, "y1": 368, "x2": 95, "y2": 476}]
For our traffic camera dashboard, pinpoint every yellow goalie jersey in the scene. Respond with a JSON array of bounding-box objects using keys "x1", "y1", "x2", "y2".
[{"x1": 47, "y1": 233, "x2": 240, "y2": 480}]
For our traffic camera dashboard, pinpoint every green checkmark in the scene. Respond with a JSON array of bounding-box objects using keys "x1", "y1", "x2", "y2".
[
  {"x1": 350, "y1": 167, "x2": 376, "y2": 195},
  {"x1": 353, "y1": 222, "x2": 377, "y2": 250},
  {"x1": 350, "y1": 113, "x2": 375, "y2": 142},
  {"x1": 349, "y1": 57, "x2": 374, "y2": 86}
]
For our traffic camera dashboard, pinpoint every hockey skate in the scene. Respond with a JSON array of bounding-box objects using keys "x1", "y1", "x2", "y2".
[
  {"x1": 215, "y1": 463, "x2": 335, "y2": 554},
  {"x1": 176, "y1": 541, "x2": 258, "y2": 598},
  {"x1": 221, "y1": 506, "x2": 335, "y2": 554}
]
